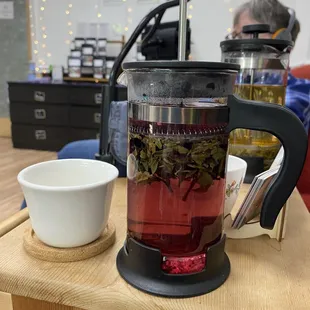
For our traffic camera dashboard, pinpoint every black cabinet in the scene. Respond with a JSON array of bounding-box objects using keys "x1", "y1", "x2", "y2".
[{"x1": 8, "y1": 81, "x2": 126, "y2": 152}]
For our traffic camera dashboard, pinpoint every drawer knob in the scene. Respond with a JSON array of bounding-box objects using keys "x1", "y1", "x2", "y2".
[
  {"x1": 34, "y1": 91, "x2": 46, "y2": 102},
  {"x1": 94, "y1": 93, "x2": 102, "y2": 104},
  {"x1": 34, "y1": 109, "x2": 46, "y2": 120},
  {"x1": 94, "y1": 112, "x2": 101, "y2": 124},
  {"x1": 35, "y1": 130, "x2": 47, "y2": 140}
]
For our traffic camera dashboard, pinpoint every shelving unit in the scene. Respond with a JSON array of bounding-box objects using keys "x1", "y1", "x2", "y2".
[
  {"x1": 67, "y1": 35, "x2": 126, "y2": 83},
  {"x1": 63, "y1": 77, "x2": 108, "y2": 83},
  {"x1": 107, "y1": 36, "x2": 126, "y2": 45}
]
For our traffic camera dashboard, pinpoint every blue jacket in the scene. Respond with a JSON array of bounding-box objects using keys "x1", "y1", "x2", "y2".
[{"x1": 286, "y1": 73, "x2": 310, "y2": 133}]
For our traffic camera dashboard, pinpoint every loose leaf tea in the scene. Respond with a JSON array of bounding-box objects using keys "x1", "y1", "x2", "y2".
[
  {"x1": 231, "y1": 83, "x2": 284, "y2": 170},
  {"x1": 130, "y1": 133, "x2": 227, "y2": 201},
  {"x1": 229, "y1": 144, "x2": 280, "y2": 170},
  {"x1": 128, "y1": 120, "x2": 228, "y2": 265}
]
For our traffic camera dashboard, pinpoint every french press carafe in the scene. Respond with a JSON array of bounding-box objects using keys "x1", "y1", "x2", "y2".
[
  {"x1": 116, "y1": 60, "x2": 307, "y2": 297},
  {"x1": 221, "y1": 24, "x2": 293, "y2": 182},
  {"x1": 95, "y1": 0, "x2": 307, "y2": 299}
]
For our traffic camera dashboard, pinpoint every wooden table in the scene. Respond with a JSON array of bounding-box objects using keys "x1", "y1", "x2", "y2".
[{"x1": 0, "y1": 179, "x2": 310, "y2": 310}]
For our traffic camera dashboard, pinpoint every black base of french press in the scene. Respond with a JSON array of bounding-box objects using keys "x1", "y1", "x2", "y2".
[{"x1": 116, "y1": 235, "x2": 230, "y2": 298}]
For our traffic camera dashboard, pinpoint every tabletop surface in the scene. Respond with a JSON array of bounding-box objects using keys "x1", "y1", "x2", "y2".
[{"x1": 0, "y1": 179, "x2": 310, "y2": 310}]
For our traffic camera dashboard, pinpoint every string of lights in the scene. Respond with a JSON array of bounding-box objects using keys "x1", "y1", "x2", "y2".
[
  {"x1": 28, "y1": 1, "x2": 39, "y2": 72},
  {"x1": 66, "y1": 1, "x2": 73, "y2": 45},
  {"x1": 40, "y1": 0, "x2": 48, "y2": 73},
  {"x1": 187, "y1": 3, "x2": 193, "y2": 20},
  {"x1": 95, "y1": 0, "x2": 102, "y2": 19},
  {"x1": 29, "y1": 0, "x2": 53, "y2": 73},
  {"x1": 227, "y1": 3, "x2": 234, "y2": 34},
  {"x1": 125, "y1": 2, "x2": 133, "y2": 33}
]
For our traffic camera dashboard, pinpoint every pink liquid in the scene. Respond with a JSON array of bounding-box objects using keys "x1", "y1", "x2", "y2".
[
  {"x1": 128, "y1": 179, "x2": 225, "y2": 255},
  {"x1": 127, "y1": 120, "x2": 228, "y2": 274}
]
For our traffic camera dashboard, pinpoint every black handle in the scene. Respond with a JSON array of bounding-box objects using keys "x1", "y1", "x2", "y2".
[
  {"x1": 227, "y1": 95, "x2": 308, "y2": 229},
  {"x1": 243, "y1": 24, "x2": 270, "y2": 38}
]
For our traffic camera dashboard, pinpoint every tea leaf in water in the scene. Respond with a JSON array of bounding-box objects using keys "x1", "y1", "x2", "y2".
[
  {"x1": 212, "y1": 148, "x2": 226, "y2": 162},
  {"x1": 155, "y1": 139, "x2": 163, "y2": 149},
  {"x1": 130, "y1": 134, "x2": 227, "y2": 201},
  {"x1": 141, "y1": 161, "x2": 149, "y2": 172},
  {"x1": 198, "y1": 172, "x2": 213, "y2": 190},
  {"x1": 192, "y1": 154, "x2": 206, "y2": 166},
  {"x1": 140, "y1": 150, "x2": 147, "y2": 159},
  {"x1": 136, "y1": 171, "x2": 151, "y2": 183},
  {"x1": 150, "y1": 159, "x2": 159, "y2": 174},
  {"x1": 177, "y1": 146, "x2": 189, "y2": 154}
]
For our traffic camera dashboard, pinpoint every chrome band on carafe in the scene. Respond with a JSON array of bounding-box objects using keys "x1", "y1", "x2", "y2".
[
  {"x1": 129, "y1": 102, "x2": 229, "y2": 125},
  {"x1": 224, "y1": 58, "x2": 288, "y2": 70}
]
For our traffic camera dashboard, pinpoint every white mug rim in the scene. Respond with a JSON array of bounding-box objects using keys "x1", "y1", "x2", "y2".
[
  {"x1": 17, "y1": 159, "x2": 119, "y2": 192},
  {"x1": 228, "y1": 155, "x2": 247, "y2": 173}
]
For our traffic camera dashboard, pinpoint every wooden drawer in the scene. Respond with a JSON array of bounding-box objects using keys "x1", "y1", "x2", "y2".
[
  {"x1": 8, "y1": 82, "x2": 69, "y2": 104},
  {"x1": 10, "y1": 103, "x2": 70, "y2": 126},
  {"x1": 68, "y1": 85, "x2": 127, "y2": 106},
  {"x1": 70, "y1": 106, "x2": 101, "y2": 129},
  {"x1": 68, "y1": 85, "x2": 103, "y2": 106},
  {"x1": 11, "y1": 124, "x2": 69, "y2": 152},
  {"x1": 8, "y1": 82, "x2": 127, "y2": 107}
]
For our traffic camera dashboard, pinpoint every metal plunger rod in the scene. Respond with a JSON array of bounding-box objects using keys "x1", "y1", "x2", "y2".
[
  {"x1": 97, "y1": 0, "x2": 182, "y2": 161},
  {"x1": 178, "y1": 0, "x2": 188, "y2": 61}
]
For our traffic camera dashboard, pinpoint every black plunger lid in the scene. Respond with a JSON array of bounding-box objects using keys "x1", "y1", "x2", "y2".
[
  {"x1": 123, "y1": 61, "x2": 240, "y2": 72},
  {"x1": 122, "y1": 61, "x2": 240, "y2": 99},
  {"x1": 220, "y1": 24, "x2": 293, "y2": 52}
]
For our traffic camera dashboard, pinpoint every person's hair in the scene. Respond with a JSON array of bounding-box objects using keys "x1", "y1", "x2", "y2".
[{"x1": 234, "y1": 0, "x2": 300, "y2": 43}]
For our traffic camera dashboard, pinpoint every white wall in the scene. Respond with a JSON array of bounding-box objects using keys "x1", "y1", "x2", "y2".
[{"x1": 29, "y1": 0, "x2": 310, "y2": 69}]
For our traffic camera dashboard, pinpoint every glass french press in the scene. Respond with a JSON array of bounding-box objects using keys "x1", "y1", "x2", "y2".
[
  {"x1": 94, "y1": 0, "x2": 307, "y2": 299},
  {"x1": 116, "y1": 61, "x2": 307, "y2": 297},
  {"x1": 221, "y1": 24, "x2": 293, "y2": 182}
]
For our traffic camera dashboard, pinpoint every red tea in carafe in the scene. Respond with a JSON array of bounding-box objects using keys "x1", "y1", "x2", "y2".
[
  {"x1": 127, "y1": 117, "x2": 229, "y2": 273},
  {"x1": 117, "y1": 60, "x2": 306, "y2": 297}
]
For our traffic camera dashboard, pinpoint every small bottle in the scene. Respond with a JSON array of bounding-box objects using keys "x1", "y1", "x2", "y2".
[
  {"x1": 68, "y1": 57, "x2": 81, "y2": 78},
  {"x1": 97, "y1": 38, "x2": 107, "y2": 57},
  {"x1": 93, "y1": 57, "x2": 105, "y2": 79},
  {"x1": 71, "y1": 49, "x2": 82, "y2": 57},
  {"x1": 86, "y1": 37, "x2": 97, "y2": 48},
  {"x1": 52, "y1": 65, "x2": 64, "y2": 83},
  {"x1": 74, "y1": 37, "x2": 85, "y2": 50}
]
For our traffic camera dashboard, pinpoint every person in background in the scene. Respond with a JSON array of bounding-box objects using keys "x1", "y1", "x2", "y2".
[{"x1": 230, "y1": 0, "x2": 310, "y2": 133}]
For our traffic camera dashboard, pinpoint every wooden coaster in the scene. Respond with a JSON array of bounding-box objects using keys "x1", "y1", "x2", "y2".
[{"x1": 23, "y1": 221, "x2": 116, "y2": 263}]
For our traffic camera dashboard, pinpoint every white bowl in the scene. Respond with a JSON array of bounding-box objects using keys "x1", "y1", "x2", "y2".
[
  {"x1": 18, "y1": 159, "x2": 119, "y2": 248},
  {"x1": 224, "y1": 155, "x2": 247, "y2": 217}
]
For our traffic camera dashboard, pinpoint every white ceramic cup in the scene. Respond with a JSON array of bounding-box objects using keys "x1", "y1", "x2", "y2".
[
  {"x1": 18, "y1": 159, "x2": 119, "y2": 248},
  {"x1": 224, "y1": 155, "x2": 247, "y2": 217}
]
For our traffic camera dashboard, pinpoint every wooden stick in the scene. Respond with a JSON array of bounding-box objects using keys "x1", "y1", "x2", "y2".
[
  {"x1": 0, "y1": 118, "x2": 11, "y2": 138},
  {"x1": 0, "y1": 209, "x2": 29, "y2": 238},
  {"x1": 25, "y1": 0, "x2": 32, "y2": 62}
]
